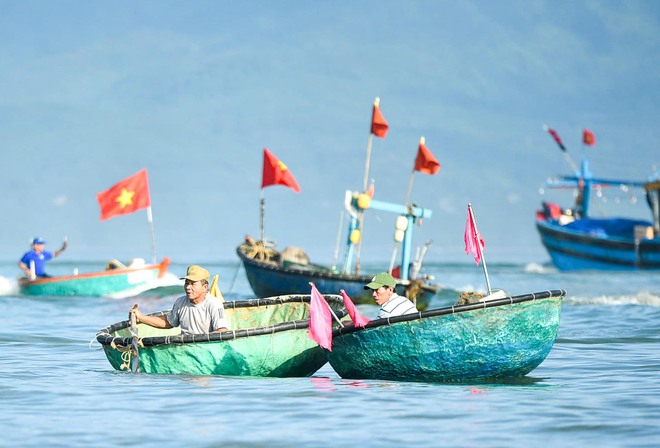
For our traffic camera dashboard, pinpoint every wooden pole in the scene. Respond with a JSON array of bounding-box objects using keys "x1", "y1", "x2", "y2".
[{"x1": 259, "y1": 189, "x2": 265, "y2": 243}]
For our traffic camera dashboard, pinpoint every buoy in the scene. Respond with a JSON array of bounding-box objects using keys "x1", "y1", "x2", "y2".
[
  {"x1": 350, "y1": 229, "x2": 361, "y2": 243},
  {"x1": 357, "y1": 194, "x2": 371, "y2": 210}
]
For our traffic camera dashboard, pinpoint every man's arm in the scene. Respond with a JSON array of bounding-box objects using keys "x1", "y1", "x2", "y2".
[
  {"x1": 130, "y1": 307, "x2": 172, "y2": 329},
  {"x1": 53, "y1": 240, "x2": 68, "y2": 258}
]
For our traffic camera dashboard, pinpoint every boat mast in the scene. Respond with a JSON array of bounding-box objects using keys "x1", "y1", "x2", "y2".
[{"x1": 342, "y1": 192, "x2": 432, "y2": 279}]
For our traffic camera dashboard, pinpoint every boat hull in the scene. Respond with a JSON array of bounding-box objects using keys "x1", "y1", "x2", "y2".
[
  {"x1": 537, "y1": 220, "x2": 660, "y2": 271},
  {"x1": 237, "y1": 247, "x2": 438, "y2": 310},
  {"x1": 328, "y1": 290, "x2": 565, "y2": 383},
  {"x1": 96, "y1": 295, "x2": 346, "y2": 377},
  {"x1": 19, "y1": 258, "x2": 174, "y2": 297}
]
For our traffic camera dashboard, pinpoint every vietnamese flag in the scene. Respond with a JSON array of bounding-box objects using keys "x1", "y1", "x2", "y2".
[
  {"x1": 97, "y1": 169, "x2": 151, "y2": 221},
  {"x1": 583, "y1": 128, "x2": 596, "y2": 146},
  {"x1": 370, "y1": 97, "x2": 389, "y2": 138},
  {"x1": 308, "y1": 283, "x2": 333, "y2": 351},
  {"x1": 413, "y1": 137, "x2": 440, "y2": 175},
  {"x1": 261, "y1": 148, "x2": 301, "y2": 193}
]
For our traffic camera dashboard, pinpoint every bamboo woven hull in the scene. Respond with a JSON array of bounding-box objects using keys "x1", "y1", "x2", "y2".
[
  {"x1": 97, "y1": 295, "x2": 346, "y2": 377},
  {"x1": 18, "y1": 258, "x2": 172, "y2": 297},
  {"x1": 328, "y1": 290, "x2": 565, "y2": 383}
]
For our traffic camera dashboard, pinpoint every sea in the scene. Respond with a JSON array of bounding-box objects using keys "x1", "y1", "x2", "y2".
[{"x1": 0, "y1": 259, "x2": 658, "y2": 448}]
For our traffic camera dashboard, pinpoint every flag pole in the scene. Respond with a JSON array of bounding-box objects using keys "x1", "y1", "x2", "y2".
[
  {"x1": 259, "y1": 188, "x2": 266, "y2": 243},
  {"x1": 404, "y1": 170, "x2": 415, "y2": 207},
  {"x1": 309, "y1": 283, "x2": 344, "y2": 327},
  {"x1": 146, "y1": 206, "x2": 156, "y2": 264},
  {"x1": 332, "y1": 210, "x2": 344, "y2": 271},
  {"x1": 356, "y1": 99, "x2": 379, "y2": 274},
  {"x1": 543, "y1": 124, "x2": 579, "y2": 173},
  {"x1": 468, "y1": 203, "x2": 491, "y2": 294}
]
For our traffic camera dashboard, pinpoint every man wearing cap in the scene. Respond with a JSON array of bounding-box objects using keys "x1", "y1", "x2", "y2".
[
  {"x1": 364, "y1": 272, "x2": 418, "y2": 319},
  {"x1": 130, "y1": 265, "x2": 230, "y2": 335},
  {"x1": 18, "y1": 237, "x2": 68, "y2": 278}
]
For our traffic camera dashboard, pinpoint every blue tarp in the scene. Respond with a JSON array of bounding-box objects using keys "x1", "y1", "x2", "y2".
[{"x1": 565, "y1": 218, "x2": 652, "y2": 238}]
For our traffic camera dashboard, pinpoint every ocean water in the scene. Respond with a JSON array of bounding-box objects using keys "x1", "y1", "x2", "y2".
[{"x1": 0, "y1": 260, "x2": 658, "y2": 448}]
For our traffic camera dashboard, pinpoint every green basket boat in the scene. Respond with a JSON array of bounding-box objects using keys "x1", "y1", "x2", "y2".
[
  {"x1": 19, "y1": 257, "x2": 176, "y2": 298},
  {"x1": 327, "y1": 289, "x2": 566, "y2": 383},
  {"x1": 96, "y1": 294, "x2": 346, "y2": 377}
]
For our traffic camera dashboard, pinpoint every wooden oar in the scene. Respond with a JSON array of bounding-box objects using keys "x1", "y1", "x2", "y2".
[{"x1": 129, "y1": 304, "x2": 140, "y2": 373}]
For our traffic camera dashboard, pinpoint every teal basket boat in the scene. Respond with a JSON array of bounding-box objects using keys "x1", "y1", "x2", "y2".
[
  {"x1": 327, "y1": 289, "x2": 566, "y2": 383},
  {"x1": 96, "y1": 294, "x2": 346, "y2": 377}
]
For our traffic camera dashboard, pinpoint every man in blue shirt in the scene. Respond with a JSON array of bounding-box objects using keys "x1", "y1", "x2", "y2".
[{"x1": 18, "y1": 237, "x2": 67, "y2": 278}]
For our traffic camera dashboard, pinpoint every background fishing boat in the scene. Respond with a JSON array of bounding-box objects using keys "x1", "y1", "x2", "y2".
[
  {"x1": 238, "y1": 133, "x2": 443, "y2": 310},
  {"x1": 328, "y1": 289, "x2": 566, "y2": 383},
  {"x1": 18, "y1": 257, "x2": 179, "y2": 298},
  {"x1": 96, "y1": 294, "x2": 346, "y2": 377},
  {"x1": 536, "y1": 133, "x2": 660, "y2": 270}
]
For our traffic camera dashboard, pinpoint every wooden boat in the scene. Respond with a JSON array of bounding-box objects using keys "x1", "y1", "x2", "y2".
[
  {"x1": 96, "y1": 294, "x2": 346, "y2": 377},
  {"x1": 327, "y1": 289, "x2": 566, "y2": 383},
  {"x1": 19, "y1": 257, "x2": 177, "y2": 297},
  {"x1": 536, "y1": 156, "x2": 660, "y2": 270},
  {"x1": 237, "y1": 192, "x2": 441, "y2": 310}
]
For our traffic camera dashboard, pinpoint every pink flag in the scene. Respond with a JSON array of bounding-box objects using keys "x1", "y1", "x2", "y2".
[
  {"x1": 308, "y1": 283, "x2": 333, "y2": 351},
  {"x1": 340, "y1": 290, "x2": 370, "y2": 328},
  {"x1": 464, "y1": 205, "x2": 485, "y2": 265}
]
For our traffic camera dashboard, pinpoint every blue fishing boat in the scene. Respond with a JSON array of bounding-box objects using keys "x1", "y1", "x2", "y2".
[
  {"x1": 327, "y1": 289, "x2": 566, "y2": 383},
  {"x1": 237, "y1": 191, "x2": 441, "y2": 310},
  {"x1": 536, "y1": 157, "x2": 660, "y2": 271}
]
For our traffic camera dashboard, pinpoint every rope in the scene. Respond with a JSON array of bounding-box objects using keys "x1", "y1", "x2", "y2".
[
  {"x1": 108, "y1": 337, "x2": 141, "y2": 371},
  {"x1": 240, "y1": 238, "x2": 277, "y2": 262}
]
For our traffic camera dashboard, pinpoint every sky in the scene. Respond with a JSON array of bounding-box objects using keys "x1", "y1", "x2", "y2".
[{"x1": 1, "y1": 1, "x2": 659, "y2": 268}]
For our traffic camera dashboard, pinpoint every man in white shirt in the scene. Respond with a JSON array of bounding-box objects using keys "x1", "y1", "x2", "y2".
[
  {"x1": 364, "y1": 272, "x2": 418, "y2": 319},
  {"x1": 130, "y1": 265, "x2": 229, "y2": 335}
]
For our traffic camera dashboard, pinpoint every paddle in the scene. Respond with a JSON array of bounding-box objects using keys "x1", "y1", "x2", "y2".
[{"x1": 129, "y1": 304, "x2": 140, "y2": 373}]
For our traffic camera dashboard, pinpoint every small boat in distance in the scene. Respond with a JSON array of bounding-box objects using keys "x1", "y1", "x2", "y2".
[
  {"x1": 96, "y1": 294, "x2": 346, "y2": 377},
  {"x1": 536, "y1": 157, "x2": 660, "y2": 271},
  {"x1": 327, "y1": 289, "x2": 566, "y2": 383},
  {"x1": 19, "y1": 257, "x2": 179, "y2": 298}
]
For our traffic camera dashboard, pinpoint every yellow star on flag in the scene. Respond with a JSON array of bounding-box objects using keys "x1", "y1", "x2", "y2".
[
  {"x1": 277, "y1": 160, "x2": 288, "y2": 172},
  {"x1": 115, "y1": 188, "x2": 135, "y2": 209}
]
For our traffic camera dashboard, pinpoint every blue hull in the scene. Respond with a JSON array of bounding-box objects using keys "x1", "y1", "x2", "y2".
[
  {"x1": 328, "y1": 289, "x2": 565, "y2": 383},
  {"x1": 237, "y1": 247, "x2": 438, "y2": 310},
  {"x1": 537, "y1": 220, "x2": 660, "y2": 271}
]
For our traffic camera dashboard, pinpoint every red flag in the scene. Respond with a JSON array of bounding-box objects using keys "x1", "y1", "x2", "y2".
[
  {"x1": 464, "y1": 205, "x2": 485, "y2": 265},
  {"x1": 545, "y1": 126, "x2": 567, "y2": 152},
  {"x1": 340, "y1": 290, "x2": 370, "y2": 328},
  {"x1": 413, "y1": 137, "x2": 440, "y2": 175},
  {"x1": 261, "y1": 148, "x2": 301, "y2": 193},
  {"x1": 370, "y1": 97, "x2": 389, "y2": 138},
  {"x1": 583, "y1": 129, "x2": 596, "y2": 146},
  {"x1": 308, "y1": 283, "x2": 333, "y2": 351},
  {"x1": 97, "y1": 169, "x2": 151, "y2": 221}
]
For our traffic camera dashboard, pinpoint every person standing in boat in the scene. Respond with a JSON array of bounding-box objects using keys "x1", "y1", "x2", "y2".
[
  {"x1": 364, "y1": 272, "x2": 418, "y2": 318},
  {"x1": 18, "y1": 236, "x2": 67, "y2": 278},
  {"x1": 129, "y1": 265, "x2": 230, "y2": 335}
]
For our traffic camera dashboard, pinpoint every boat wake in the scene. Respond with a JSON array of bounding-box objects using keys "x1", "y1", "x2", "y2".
[
  {"x1": 0, "y1": 276, "x2": 19, "y2": 296},
  {"x1": 524, "y1": 262, "x2": 557, "y2": 274},
  {"x1": 564, "y1": 291, "x2": 660, "y2": 307}
]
